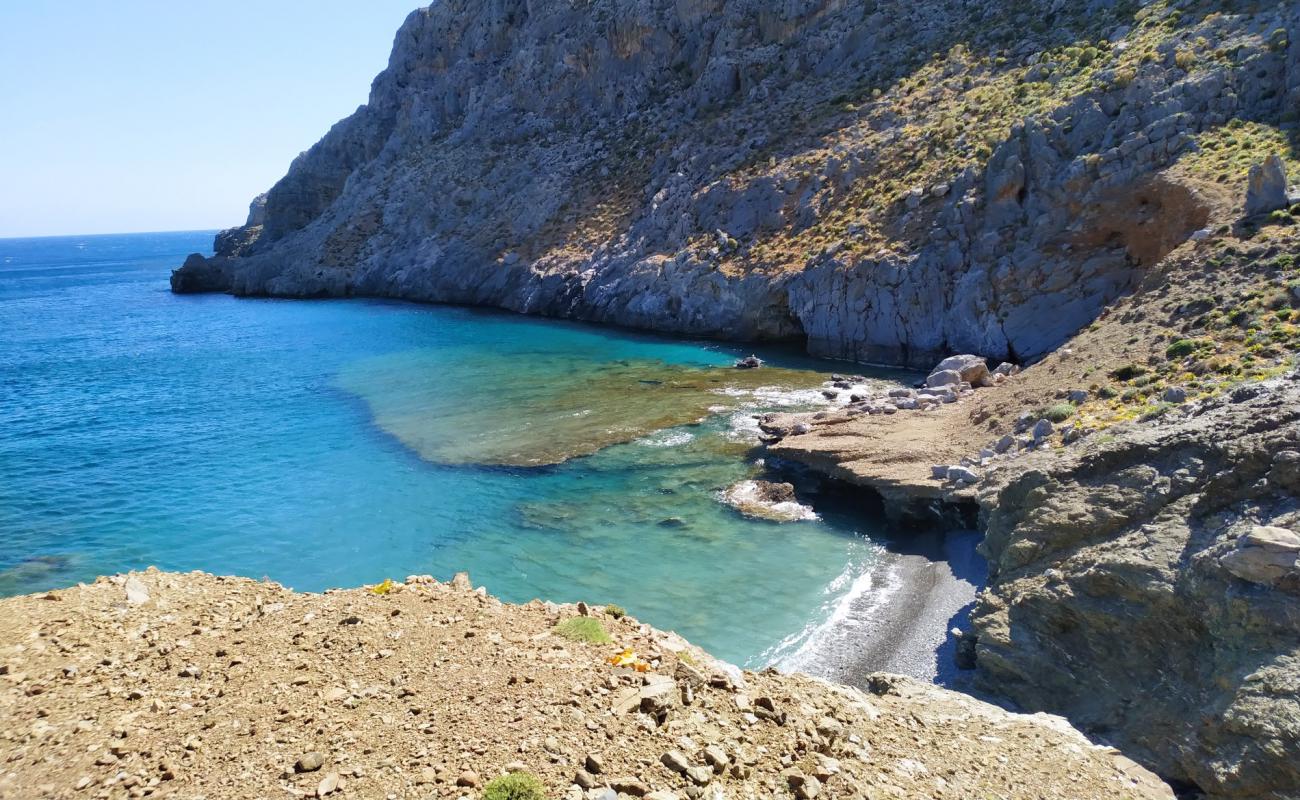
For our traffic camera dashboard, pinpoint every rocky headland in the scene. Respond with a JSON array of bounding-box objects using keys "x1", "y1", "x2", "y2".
[{"x1": 154, "y1": 0, "x2": 1300, "y2": 796}]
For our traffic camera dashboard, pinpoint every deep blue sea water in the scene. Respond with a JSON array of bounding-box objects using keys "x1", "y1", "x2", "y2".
[{"x1": 0, "y1": 231, "x2": 910, "y2": 668}]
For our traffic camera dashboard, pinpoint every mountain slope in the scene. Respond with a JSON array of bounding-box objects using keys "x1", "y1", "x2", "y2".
[{"x1": 172, "y1": 0, "x2": 1299, "y2": 367}]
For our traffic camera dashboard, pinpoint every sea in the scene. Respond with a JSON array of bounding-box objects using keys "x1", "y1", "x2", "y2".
[{"x1": 0, "y1": 230, "x2": 920, "y2": 671}]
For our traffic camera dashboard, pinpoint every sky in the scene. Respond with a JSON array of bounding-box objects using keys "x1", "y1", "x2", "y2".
[{"x1": 0, "y1": 1, "x2": 420, "y2": 238}]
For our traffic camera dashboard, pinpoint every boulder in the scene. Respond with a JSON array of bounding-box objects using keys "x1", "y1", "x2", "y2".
[
  {"x1": 1031, "y1": 419, "x2": 1054, "y2": 441},
  {"x1": 930, "y1": 355, "x2": 990, "y2": 386},
  {"x1": 946, "y1": 465, "x2": 980, "y2": 484},
  {"x1": 1244, "y1": 155, "x2": 1290, "y2": 217},
  {"x1": 734, "y1": 355, "x2": 763, "y2": 369},
  {"x1": 926, "y1": 369, "x2": 963, "y2": 388}
]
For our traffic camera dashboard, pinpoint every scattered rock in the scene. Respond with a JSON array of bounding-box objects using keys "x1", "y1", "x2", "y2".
[
  {"x1": 296, "y1": 752, "x2": 325, "y2": 773},
  {"x1": 734, "y1": 355, "x2": 763, "y2": 370},
  {"x1": 456, "y1": 770, "x2": 479, "y2": 787}
]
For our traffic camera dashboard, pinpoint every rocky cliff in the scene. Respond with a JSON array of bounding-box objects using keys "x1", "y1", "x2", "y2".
[
  {"x1": 173, "y1": 0, "x2": 1299, "y2": 367},
  {"x1": 969, "y1": 373, "x2": 1300, "y2": 799},
  {"x1": 0, "y1": 570, "x2": 1174, "y2": 799}
]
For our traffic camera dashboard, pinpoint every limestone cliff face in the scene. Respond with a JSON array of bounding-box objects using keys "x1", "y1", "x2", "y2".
[
  {"x1": 971, "y1": 374, "x2": 1300, "y2": 799},
  {"x1": 173, "y1": 0, "x2": 1299, "y2": 366}
]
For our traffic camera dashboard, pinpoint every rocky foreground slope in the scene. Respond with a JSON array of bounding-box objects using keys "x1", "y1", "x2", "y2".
[
  {"x1": 173, "y1": 0, "x2": 1298, "y2": 368},
  {"x1": 0, "y1": 571, "x2": 1172, "y2": 800}
]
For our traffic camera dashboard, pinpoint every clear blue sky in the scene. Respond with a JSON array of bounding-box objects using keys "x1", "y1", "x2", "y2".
[{"x1": 0, "y1": 2, "x2": 420, "y2": 238}]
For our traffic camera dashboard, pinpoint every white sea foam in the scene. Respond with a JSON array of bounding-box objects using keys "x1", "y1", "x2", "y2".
[
  {"x1": 717, "y1": 480, "x2": 819, "y2": 522},
  {"x1": 636, "y1": 430, "x2": 695, "y2": 448},
  {"x1": 762, "y1": 546, "x2": 900, "y2": 674}
]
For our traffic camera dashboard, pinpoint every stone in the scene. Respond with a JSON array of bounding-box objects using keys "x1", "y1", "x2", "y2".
[
  {"x1": 947, "y1": 466, "x2": 980, "y2": 484},
  {"x1": 734, "y1": 355, "x2": 763, "y2": 369},
  {"x1": 574, "y1": 770, "x2": 597, "y2": 789},
  {"x1": 456, "y1": 770, "x2": 479, "y2": 787},
  {"x1": 661, "y1": 750, "x2": 691, "y2": 775},
  {"x1": 1162, "y1": 386, "x2": 1187, "y2": 404},
  {"x1": 584, "y1": 754, "x2": 605, "y2": 774},
  {"x1": 1244, "y1": 155, "x2": 1289, "y2": 217},
  {"x1": 994, "y1": 435, "x2": 1016, "y2": 454},
  {"x1": 685, "y1": 766, "x2": 713, "y2": 786},
  {"x1": 702, "y1": 745, "x2": 728, "y2": 771},
  {"x1": 645, "y1": 793, "x2": 681, "y2": 800},
  {"x1": 1067, "y1": 390, "x2": 1089, "y2": 403},
  {"x1": 930, "y1": 464, "x2": 950, "y2": 479},
  {"x1": 316, "y1": 772, "x2": 340, "y2": 797},
  {"x1": 925, "y1": 369, "x2": 963, "y2": 388},
  {"x1": 296, "y1": 752, "x2": 325, "y2": 773},
  {"x1": 930, "y1": 354, "x2": 989, "y2": 385},
  {"x1": 124, "y1": 577, "x2": 150, "y2": 606},
  {"x1": 1031, "y1": 419, "x2": 1054, "y2": 441},
  {"x1": 1242, "y1": 526, "x2": 1300, "y2": 553},
  {"x1": 611, "y1": 777, "x2": 650, "y2": 796}
]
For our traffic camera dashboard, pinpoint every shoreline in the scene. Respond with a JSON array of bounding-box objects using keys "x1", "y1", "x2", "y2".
[{"x1": 775, "y1": 528, "x2": 986, "y2": 689}]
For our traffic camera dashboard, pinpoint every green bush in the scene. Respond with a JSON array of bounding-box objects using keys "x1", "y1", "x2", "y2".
[
  {"x1": 1110, "y1": 364, "x2": 1148, "y2": 381},
  {"x1": 553, "y1": 617, "x2": 612, "y2": 644},
  {"x1": 603, "y1": 604, "x2": 626, "y2": 619},
  {"x1": 483, "y1": 772, "x2": 546, "y2": 800},
  {"x1": 1043, "y1": 403, "x2": 1076, "y2": 423},
  {"x1": 1165, "y1": 339, "x2": 1203, "y2": 359}
]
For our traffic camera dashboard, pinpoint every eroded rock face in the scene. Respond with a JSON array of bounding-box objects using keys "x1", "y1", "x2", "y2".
[
  {"x1": 171, "y1": 0, "x2": 1299, "y2": 367},
  {"x1": 970, "y1": 374, "x2": 1300, "y2": 798}
]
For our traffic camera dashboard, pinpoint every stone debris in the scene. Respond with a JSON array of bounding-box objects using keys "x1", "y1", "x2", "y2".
[{"x1": 0, "y1": 569, "x2": 1173, "y2": 799}]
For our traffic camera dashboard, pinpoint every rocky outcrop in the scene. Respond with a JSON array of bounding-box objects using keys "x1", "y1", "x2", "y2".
[
  {"x1": 0, "y1": 570, "x2": 1174, "y2": 799},
  {"x1": 172, "y1": 0, "x2": 1299, "y2": 367},
  {"x1": 1244, "y1": 155, "x2": 1294, "y2": 218},
  {"x1": 969, "y1": 374, "x2": 1300, "y2": 798}
]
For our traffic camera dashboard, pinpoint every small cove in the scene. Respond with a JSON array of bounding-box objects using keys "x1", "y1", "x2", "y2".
[{"x1": 0, "y1": 231, "x2": 948, "y2": 670}]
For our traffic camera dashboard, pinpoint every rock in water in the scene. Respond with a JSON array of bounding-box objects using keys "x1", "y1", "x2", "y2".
[
  {"x1": 1244, "y1": 155, "x2": 1290, "y2": 217},
  {"x1": 734, "y1": 355, "x2": 763, "y2": 369}
]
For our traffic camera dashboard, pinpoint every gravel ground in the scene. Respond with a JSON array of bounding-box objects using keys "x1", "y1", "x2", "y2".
[{"x1": 0, "y1": 569, "x2": 1171, "y2": 800}]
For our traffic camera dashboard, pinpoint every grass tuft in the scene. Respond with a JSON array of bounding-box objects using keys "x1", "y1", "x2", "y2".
[
  {"x1": 483, "y1": 772, "x2": 546, "y2": 800},
  {"x1": 553, "y1": 617, "x2": 612, "y2": 644}
]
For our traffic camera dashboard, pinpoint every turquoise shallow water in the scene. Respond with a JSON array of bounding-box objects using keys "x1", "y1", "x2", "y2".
[{"x1": 0, "y1": 231, "x2": 910, "y2": 667}]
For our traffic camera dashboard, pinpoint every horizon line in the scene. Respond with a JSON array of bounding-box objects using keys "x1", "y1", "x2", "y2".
[{"x1": 0, "y1": 228, "x2": 223, "y2": 242}]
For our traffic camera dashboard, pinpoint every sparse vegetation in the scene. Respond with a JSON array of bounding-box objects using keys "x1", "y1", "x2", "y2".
[
  {"x1": 553, "y1": 616, "x2": 612, "y2": 644},
  {"x1": 483, "y1": 772, "x2": 547, "y2": 800},
  {"x1": 1043, "y1": 403, "x2": 1076, "y2": 423}
]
